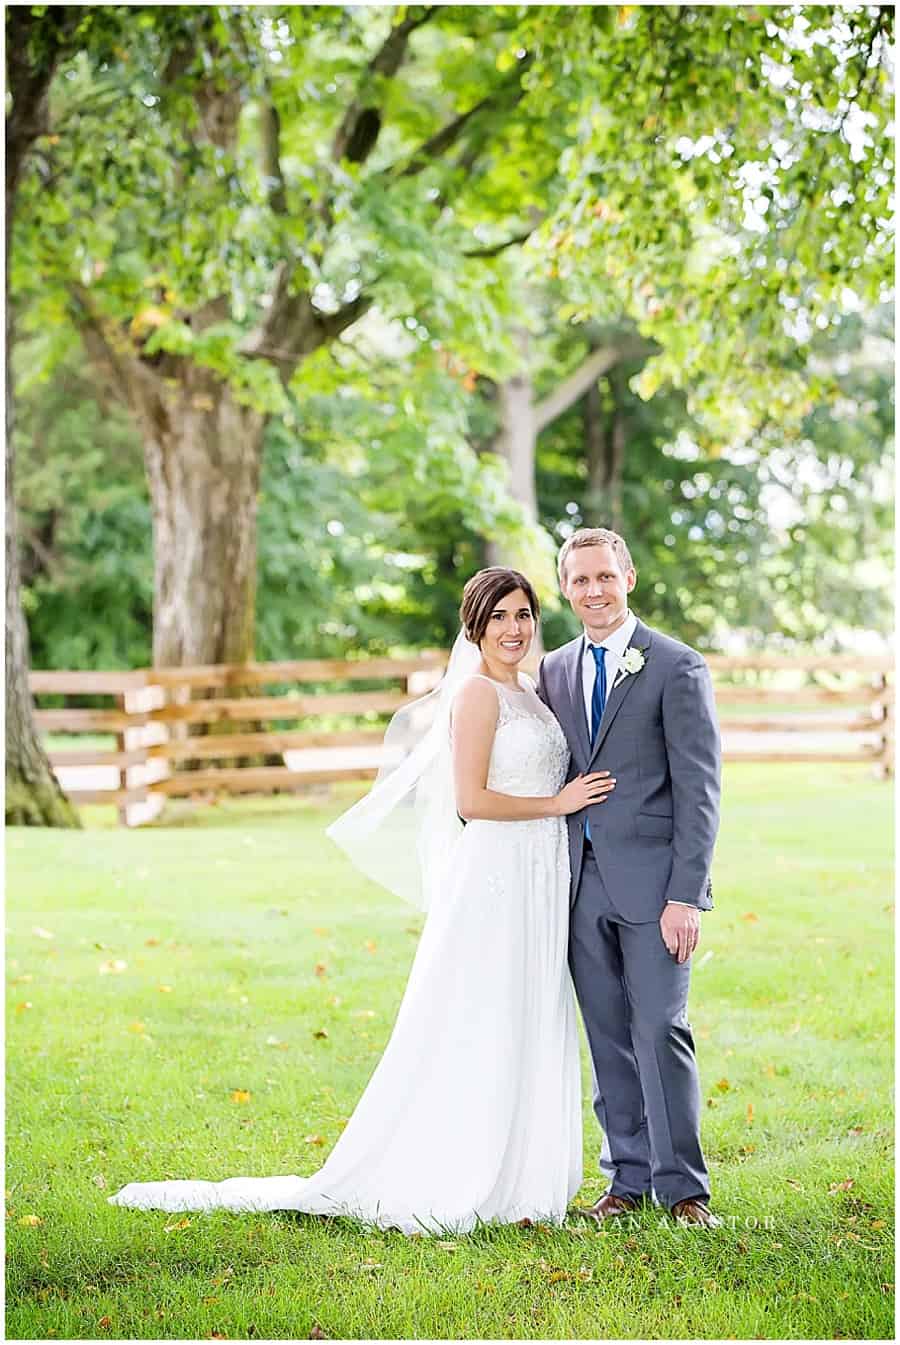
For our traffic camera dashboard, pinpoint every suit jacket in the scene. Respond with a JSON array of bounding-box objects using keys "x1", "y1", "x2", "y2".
[{"x1": 537, "y1": 617, "x2": 721, "y2": 922}]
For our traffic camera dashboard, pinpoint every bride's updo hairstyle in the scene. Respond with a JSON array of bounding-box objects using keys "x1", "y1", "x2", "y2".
[{"x1": 460, "y1": 567, "x2": 540, "y2": 647}]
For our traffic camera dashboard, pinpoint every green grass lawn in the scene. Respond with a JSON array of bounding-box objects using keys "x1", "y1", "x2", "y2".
[{"x1": 6, "y1": 764, "x2": 894, "y2": 1340}]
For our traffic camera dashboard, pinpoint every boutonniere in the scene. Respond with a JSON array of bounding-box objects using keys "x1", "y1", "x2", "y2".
[{"x1": 620, "y1": 645, "x2": 649, "y2": 677}]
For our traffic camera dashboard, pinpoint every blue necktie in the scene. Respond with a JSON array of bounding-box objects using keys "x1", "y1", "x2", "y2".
[
  {"x1": 586, "y1": 644, "x2": 607, "y2": 846},
  {"x1": 590, "y1": 644, "x2": 608, "y2": 742}
]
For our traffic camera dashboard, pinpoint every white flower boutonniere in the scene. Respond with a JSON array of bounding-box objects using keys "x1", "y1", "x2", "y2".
[{"x1": 620, "y1": 646, "x2": 648, "y2": 676}]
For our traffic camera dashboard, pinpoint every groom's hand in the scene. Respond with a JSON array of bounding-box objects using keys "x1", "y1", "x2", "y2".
[{"x1": 660, "y1": 902, "x2": 700, "y2": 963}]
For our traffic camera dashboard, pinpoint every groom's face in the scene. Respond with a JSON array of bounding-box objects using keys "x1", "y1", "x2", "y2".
[{"x1": 561, "y1": 544, "x2": 636, "y2": 640}]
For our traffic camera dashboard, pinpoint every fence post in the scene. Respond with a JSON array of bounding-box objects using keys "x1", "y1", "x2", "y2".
[
  {"x1": 873, "y1": 672, "x2": 893, "y2": 779},
  {"x1": 114, "y1": 694, "x2": 129, "y2": 827}
]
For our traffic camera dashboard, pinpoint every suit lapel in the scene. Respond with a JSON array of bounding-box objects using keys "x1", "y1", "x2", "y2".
[
  {"x1": 588, "y1": 619, "x2": 653, "y2": 765},
  {"x1": 564, "y1": 637, "x2": 591, "y2": 767}
]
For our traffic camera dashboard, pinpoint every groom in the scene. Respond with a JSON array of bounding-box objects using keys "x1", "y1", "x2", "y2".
[{"x1": 538, "y1": 527, "x2": 722, "y2": 1227}]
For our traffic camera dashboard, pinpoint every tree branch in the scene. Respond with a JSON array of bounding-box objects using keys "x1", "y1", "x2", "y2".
[
  {"x1": 331, "y1": 5, "x2": 437, "y2": 166},
  {"x1": 462, "y1": 223, "x2": 542, "y2": 258},
  {"x1": 533, "y1": 339, "x2": 654, "y2": 434},
  {"x1": 259, "y1": 97, "x2": 287, "y2": 215},
  {"x1": 394, "y1": 56, "x2": 534, "y2": 180}
]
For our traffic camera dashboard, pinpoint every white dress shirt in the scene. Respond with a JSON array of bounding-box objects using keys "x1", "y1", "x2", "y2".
[
  {"x1": 581, "y1": 609, "x2": 693, "y2": 910},
  {"x1": 580, "y1": 609, "x2": 638, "y2": 729}
]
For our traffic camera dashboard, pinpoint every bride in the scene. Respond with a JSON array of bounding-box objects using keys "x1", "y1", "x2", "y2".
[{"x1": 109, "y1": 568, "x2": 615, "y2": 1234}]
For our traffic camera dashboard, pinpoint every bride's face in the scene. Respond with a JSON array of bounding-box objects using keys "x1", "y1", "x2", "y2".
[{"x1": 480, "y1": 588, "x2": 535, "y2": 667}]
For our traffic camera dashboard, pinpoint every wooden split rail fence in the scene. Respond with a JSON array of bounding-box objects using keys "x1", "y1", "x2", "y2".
[{"x1": 31, "y1": 652, "x2": 892, "y2": 826}]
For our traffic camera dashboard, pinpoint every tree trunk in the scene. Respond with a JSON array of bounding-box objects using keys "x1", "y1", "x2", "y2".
[
  {"x1": 5, "y1": 7, "x2": 85, "y2": 826},
  {"x1": 6, "y1": 312, "x2": 81, "y2": 827},
  {"x1": 141, "y1": 372, "x2": 265, "y2": 667},
  {"x1": 583, "y1": 374, "x2": 625, "y2": 531},
  {"x1": 485, "y1": 352, "x2": 537, "y2": 568}
]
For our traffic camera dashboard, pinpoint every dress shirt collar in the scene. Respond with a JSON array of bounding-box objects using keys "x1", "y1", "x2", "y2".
[{"x1": 583, "y1": 608, "x2": 637, "y2": 656}]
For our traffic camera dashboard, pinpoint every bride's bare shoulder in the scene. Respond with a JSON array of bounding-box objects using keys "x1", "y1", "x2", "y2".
[{"x1": 451, "y1": 674, "x2": 500, "y2": 721}]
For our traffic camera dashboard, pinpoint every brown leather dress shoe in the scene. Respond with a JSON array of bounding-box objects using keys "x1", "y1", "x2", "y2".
[
  {"x1": 671, "y1": 1198, "x2": 722, "y2": 1227},
  {"x1": 584, "y1": 1192, "x2": 640, "y2": 1222}
]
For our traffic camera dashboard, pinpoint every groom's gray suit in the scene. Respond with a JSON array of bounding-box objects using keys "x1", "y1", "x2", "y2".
[{"x1": 538, "y1": 614, "x2": 720, "y2": 1208}]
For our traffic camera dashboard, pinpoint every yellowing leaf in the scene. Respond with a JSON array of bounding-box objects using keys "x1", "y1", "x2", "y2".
[
  {"x1": 163, "y1": 1217, "x2": 191, "y2": 1232},
  {"x1": 364, "y1": 940, "x2": 377, "y2": 953},
  {"x1": 157, "y1": 985, "x2": 173, "y2": 993},
  {"x1": 740, "y1": 912, "x2": 759, "y2": 922},
  {"x1": 145, "y1": 937, "x2": 161, "y2": 947},
  {"x1": 304, "y1": 1135, "x2": 325, "y2": 1146},
  {"x1": 128, "y1": 1022, "x2": 146, "y2": 1034},
  {"x1": 746, "y1": 1103, "x2": 754, "y2": 1124},
  {"x1": 11, "y1": 973, "x2": 33, "y2": 984},
  {"x1": 314, "y1": 963, "x2": 327, "y2": 978},
  {"x1": 130, "y1": 306, "x2": 169, "y2": 335},
  {"x1": 99, "y1": 959, "x2": 128, "y2": 976},
  {"x1": 829, "y1": 1179, "x2": 855, "y2": 1194},
  {"x1": 230, "y1": 1090, "x2": 250, "y2": 1104},
  {"x1": 15, "y1": 1001, "x2": 32, "y2": 1013},
  {"x1": 715, "y1": 1078, "x2": 731, "y2": 1092},
  {"x1": 18, "y1": 1214, "x2": 42, "y2": 1226}
]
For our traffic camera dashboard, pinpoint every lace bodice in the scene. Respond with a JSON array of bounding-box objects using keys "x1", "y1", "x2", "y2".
[{"x1": 460, "y1": 674, "x2": 570, "y2": 797}]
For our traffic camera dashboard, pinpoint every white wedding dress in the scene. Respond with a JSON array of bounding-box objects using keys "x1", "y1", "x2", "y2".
[{"x1": 109, "y1": 673, "x2": 582, "y2": 1234}]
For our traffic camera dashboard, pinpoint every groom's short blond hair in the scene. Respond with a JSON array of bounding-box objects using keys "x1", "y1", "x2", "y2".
[{"x1": 557, "y1": 528, "x2": 636, "y2": 587}]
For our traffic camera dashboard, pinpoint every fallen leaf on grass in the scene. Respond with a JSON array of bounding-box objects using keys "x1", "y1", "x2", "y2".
[
  {"x1": 848, "y1": 1126, "x2": 865, "y2": 1136},
  {"x1": 436, "y1": 1240, "x2": 459, "y2": 1251},
  {"x1": 314, "y1": 963, "x2": 327, "y2": 978},
  {"x1": 32, "y1": 927, "x2": 54, "y2": 940},
  {"x1": 304, "y1": 1135, "x2": 325, "y2": 1146},
  {"x1": 364, "y1": 940, "x2": 377, "y2": 953},
  {"x1": 785, "y1": 1178, "x2": 802, "y2": 1190},
  {"x1": 145, "y1": 937, "x2": 161, "y2": 947},
  {"x1": 746, "y1": 1103, "x2": 754, "y2": 1124},
  {"x1": 15, "y1": 1002, "x2": 32, "y2": 1013},
  {"x1": 98, "y1": 1316, "x2": 112, "y2": 1330},
  {"x1": 359, "y1": 1259, "x2": 382, "y2": 1270},
  {"x1": 92, "y1": 1174, "x2": 107, "y2": 1189},
  {"x1": 829, "y1": 1179, "x2": 854, "y2": 1194},
  {"x1": 308, "y1": 1327, "x2": 327, "y2": 1340},
  {"x1": 266, "y1": 1036, "x2": 289, "y2": 1049},
  {"x1": 157, "y1": 985, "x2": 173, "y2": 993},
  {"x1": 714, "y1": 1078, "x2": 730, "y2": 1092},
  {"x1": 164, "y1": 1217, "x2": 191, "y2": 1233},
  {"x1": 313, "y1": 1030, "x2": 328, "y2": 1040},
  {"x1": 99, "y1": 959, "x2": 128, "y2": 976},
  {"x1": 230, "y1": 1090, "x2": 251, "y2": 1104},
  {"x1": 740, "y1": 912, "x2": 759, "y2": 923},
  {"x1": 18, "y1": 1214, "x2": 42, "y2": 1226},
  {"x1": 11, "y1": 973, "x2": 33, "y2": 984},
  {"x1": 128, "y1": 1022, "x2": 146, "y2": 1034}
]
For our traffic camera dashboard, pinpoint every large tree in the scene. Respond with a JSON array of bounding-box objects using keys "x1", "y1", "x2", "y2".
[{"x1": 16, "y1": 5, "x2": 582, "y2": 665}]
